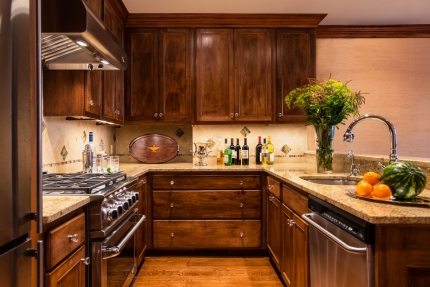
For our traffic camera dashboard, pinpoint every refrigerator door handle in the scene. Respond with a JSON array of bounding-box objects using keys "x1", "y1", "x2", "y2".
[{"x1": 29, "y1": 240, "x2": 44, "y2": 287}]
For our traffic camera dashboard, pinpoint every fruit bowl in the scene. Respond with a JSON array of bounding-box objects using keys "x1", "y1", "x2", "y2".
[{"x1": 345, "y1": 189, "x2": 430, "y2": 207}]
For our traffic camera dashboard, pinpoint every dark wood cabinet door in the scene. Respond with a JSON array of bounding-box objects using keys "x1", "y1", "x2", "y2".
[
  {"x1": 158, "y1": 28, "x2": 193, "y2": 123},
  {"x1": 45, "y1": 245, "x2": 86, "y2": 287},
  {"x1": 276, "y1": 29, "x2": 316, "y2": 123},
  {"x1": 292, "y1": 212, "x2": 309, "y2": 287},
  {"x1": 196, "y1": 29, "x2": 234, "y2": 122},
  {"x1": 281, "y1": 203, "x2": 294, "y2": 286},
  {"x1": 126, "y1": 29, "x2": 159, "y2": 122},
  {"x1": 267, "y1": 192, "x2": 282, "y2": 270},
  {"x1": 84, "y1": 71, "x2": 102, "y2": 117},
  {"x1": 136, "y1": 176, "x2": 148, "y2": 265},
  {"x1": 234, "y1": 29, "x2": 273, "y2": 122},
  {"x1": 84, "y1": 0, "x2": 102, "y2": 18}
]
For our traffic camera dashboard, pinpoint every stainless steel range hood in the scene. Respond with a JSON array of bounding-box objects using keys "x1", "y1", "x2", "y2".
[{"x1": 41, "y1": 0, "x2": 127, "y2": 70}]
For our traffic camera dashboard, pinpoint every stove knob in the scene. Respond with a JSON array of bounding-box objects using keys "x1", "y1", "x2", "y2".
[
  {"x1": 108, "y1": 208, "x2": 118, "y2": 220},
  {"x1": 123, "y1": 201, "x2": 129, "y2": 211},
  {"x1": 116, "y1": 205, "x2": 123, "y2": 215},
  {"x1": 134, "y1": 192, "x2": 139, "y2": 201}
]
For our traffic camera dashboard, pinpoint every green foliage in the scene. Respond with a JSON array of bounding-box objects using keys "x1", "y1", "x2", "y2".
[{"x1": 284, "y1": 77, "x2": 365, "y2": 127}]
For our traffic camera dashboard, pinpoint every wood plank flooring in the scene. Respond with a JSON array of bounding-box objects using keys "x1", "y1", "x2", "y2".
[{"x1": 133, "y1": 256, "x2": 285, "y2": 287}]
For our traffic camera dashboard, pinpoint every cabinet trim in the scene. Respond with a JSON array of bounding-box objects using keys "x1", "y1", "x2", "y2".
[{"x1": 316, "y1": 24, "x2": 430, "y2": 38}]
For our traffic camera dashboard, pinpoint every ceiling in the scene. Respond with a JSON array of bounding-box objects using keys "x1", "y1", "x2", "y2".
[{"x1": 122, "y1": 0, "x2": 430, "y2": 25}]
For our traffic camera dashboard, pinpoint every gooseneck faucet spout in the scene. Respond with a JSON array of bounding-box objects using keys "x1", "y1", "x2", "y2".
[{"x1": 343, "y1": 114, "x2": 398, "y2": 164}]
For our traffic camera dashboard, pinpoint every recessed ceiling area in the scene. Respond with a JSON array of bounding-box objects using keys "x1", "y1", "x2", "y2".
[{"x1": 122, "y1": 0, "x2": 430, "y2": 25}]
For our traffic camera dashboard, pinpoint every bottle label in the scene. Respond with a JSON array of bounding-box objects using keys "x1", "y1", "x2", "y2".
[
  {"x1": 241, "y1": 150, "x2": 249, "y2": 159},
  {"x1": 232, "y1": 153, "x2": 236, "y2": 159},
  {"x1": 224, "y1": 155, "x2": 229, "y2": 163},
  {"x1": 269, "y1": 153, "x2": 275, "y2": 162}
]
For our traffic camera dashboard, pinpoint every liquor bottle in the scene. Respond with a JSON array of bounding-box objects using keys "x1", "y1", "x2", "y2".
[
  {"x1": 234, "y1": 138, "x2": 241, "y2": 165},
  {"x1": 224, "y1": 138, "x2": 232, "y2": 166},
  {"x1": 267, "y1": 136, "x2": 275, "y2": 165},
  {"x1": 230, "y1": 138, "x2": 236, "y2": 165},
  {"x1": 216, "y1": 137, "x2": 224, "y2": 165},
  {"x1": 242, "y1": 138, "x2": 249, "y2": 165},
  {"x1": 88, "y1": 132, "x2": 97, "y2": 172},
  {"x1": 255, "y1": 136, "x2": 262, "y2": 165},
  {"x1": 96, "y1": 139, "x2": 108, "y2": 172},
  {"x1": 261, "y1": 138, "x2": 268, "y2": 165}
]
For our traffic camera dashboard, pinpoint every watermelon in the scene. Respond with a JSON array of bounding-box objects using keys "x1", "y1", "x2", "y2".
[{"x1": 380, "y1": 161, "x2": 427, "y2": 199}]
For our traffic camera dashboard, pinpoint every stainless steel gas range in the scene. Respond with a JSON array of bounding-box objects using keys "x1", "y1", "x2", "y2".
[{"x1": 43, "y1": 172, "x2": 146, "y2": 287}]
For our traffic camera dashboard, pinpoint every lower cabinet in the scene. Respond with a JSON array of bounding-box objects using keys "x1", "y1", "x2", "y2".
[
  {"x1": 267, "y1": 191, "x2": 282, "y2": 270},
  {"x1": 281, "y1": 204, "x2": 309, "y2": 287},
  {"x1": 136, "y1": 176, "x2": 148, "y2": 265}
]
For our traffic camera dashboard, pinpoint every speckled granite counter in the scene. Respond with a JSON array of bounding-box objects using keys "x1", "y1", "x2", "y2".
[
  {"x1": 43, "y1": 196, "x2": 90, "y2": 224},
  {"x1": 120, "y1": 162, "x2": 430, "y2": 225}
]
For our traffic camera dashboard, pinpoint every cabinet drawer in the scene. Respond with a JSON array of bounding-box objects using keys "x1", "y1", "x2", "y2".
[
  {"x1": 282, "y1": 185, "x2": 308, "y2": 215},
  {"x1": 46, "y1": 213, "x2": 85, "y2": 270},
  {"x1": 153, "y1": 220, "x2": 261, "y2": 248},
  {"x1": 153, "y1": 190, "x2": 261, "y2": 219},
  {"x1": 153, "y1": 175, "x2": 261, "y2": 190},
  {"x1": 267, "y1": 176, "x2": 281, "y2": 199}
]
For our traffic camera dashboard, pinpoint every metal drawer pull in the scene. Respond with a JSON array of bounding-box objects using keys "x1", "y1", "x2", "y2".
[
  {"x1": 154, "y1": 113, "x2": 158, "y2": 117},
  {"x1": 302, "y1": 213, "x2": 367, "y2": 254},
  {"x1": 170, "y1": 180, "x2": 174, "y2": 185},
  {"x1": 235, "y1": 113, "x2": 239, "y2": 117},
  {"x1": 88, "y1": 100, "x2": 94, "y2": 106},
  {"x1": 170, "y1": 203, "x2": 174, "y2": 208},
  {"x1": 240, "y1": 232, "x2": 244, "y2": 238},
  {"x1": 230, "y1": 113, "x2": 234, "y2": 118},
  {"x1": 68, "y1": 234, "x2": 79, "y2": 243},
  {"x1": 240, "y1": 181, "x2": 243, "y2": 185},
  {"x1": 268, "y1": 185, "x2": 273, "y2": 190},
  {"x1": 171, "y1": 233, "x2": 174, "y2": 238},
  {"x1": 288, "y1": 219, "x2": 295, "y2": 227},
  {"x1": 159, "y1": 113, "x2": 163, "y2": 117},
  {"x1": 81, "y1": 257, "x2": 91, "y2": 265},
  {"x1": 240, "y1": 203, "x2": 243, "y2": 208}
]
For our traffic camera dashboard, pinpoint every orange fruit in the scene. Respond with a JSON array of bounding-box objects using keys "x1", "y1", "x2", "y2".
[
  {"x1": 372, "y1": 183, "x2": 392, "y2": 200},
  {"x1": 363, "y1": 171, "x2": 380, "y2": 186},
  {"x1": 356, "y1": 180, "x2": 373, "y2": 197}
]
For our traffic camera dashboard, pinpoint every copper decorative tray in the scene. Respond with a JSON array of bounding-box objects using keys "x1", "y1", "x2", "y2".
[{"x1": 345, "y1": 189, "x2": 430, "y2": 207}]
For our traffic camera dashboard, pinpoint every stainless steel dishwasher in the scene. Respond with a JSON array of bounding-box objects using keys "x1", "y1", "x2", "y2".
[{"x1": 302, "y1": 195, "x2": 375, "y2": 287}]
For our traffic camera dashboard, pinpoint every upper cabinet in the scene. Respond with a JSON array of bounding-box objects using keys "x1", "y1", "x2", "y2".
[
  {"x1": 195, "y1": 29, "x2": 273, "y2": 123},
  {"x1": 126, "y1": 28, "x2": 193, "y2": 125},
  {"x1": 275, "y1": 29, "x2": 316, "y2": 123}
]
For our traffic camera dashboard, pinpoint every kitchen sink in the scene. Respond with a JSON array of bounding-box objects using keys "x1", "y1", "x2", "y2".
[{"x1": 301, "y1": 178, "x2": 359, "y2": 185}]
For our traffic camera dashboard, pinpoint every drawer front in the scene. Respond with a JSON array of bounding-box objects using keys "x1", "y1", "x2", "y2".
[
  {"x1": 153, "y1": 190, "x2": 261, "y2": 219},
  {"x1": 267, "y1": 176, "x2": 281, "y2": 199},
  {"x1": 153, "y1": 220, "x2": 261, "y2": 248},
  {"x1": 153, "y1": 175, "x2": 261, "y2": 190},
  {"x1": 282, "y1": 185, "x2": 308, "y2": 215},
  {"x1": 46, "y1": 213, "x2": 86, "y2": 270}
]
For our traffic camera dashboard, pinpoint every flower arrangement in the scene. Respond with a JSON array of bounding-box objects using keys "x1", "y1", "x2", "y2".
[{"x1": 284, "y1": 77, "x2": 365, "y2": 172}]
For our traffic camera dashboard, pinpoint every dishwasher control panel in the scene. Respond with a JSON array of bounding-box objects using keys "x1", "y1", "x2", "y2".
[{"x1": 308, "y1": 195, "x2": 375, "y2": 244}]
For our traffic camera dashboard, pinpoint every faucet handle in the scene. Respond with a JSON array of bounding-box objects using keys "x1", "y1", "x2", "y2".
[
  {"x1": 378, "y1": 162, "x2": 386, "y2": 169},
  {"x1": 347, "y1": 150, "x2": 354, "y2": 158}
]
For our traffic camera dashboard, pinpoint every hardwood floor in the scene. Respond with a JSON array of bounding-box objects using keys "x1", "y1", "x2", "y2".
[{"x1": 133, "y1": 256, "x2": 285, "y2": 287}]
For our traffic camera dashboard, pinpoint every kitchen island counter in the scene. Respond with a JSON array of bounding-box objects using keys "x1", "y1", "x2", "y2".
[{"x1": 120, "y1": 162, "x2": 430, "y2": 224}]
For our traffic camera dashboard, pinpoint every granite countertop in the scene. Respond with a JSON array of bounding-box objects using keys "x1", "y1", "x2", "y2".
[
  {"x1": 43, "y1": 196, "x2": 90, "y2": 224},
  {"x1": 120, "y1": 161, "x2": 430, "y2": 225}
]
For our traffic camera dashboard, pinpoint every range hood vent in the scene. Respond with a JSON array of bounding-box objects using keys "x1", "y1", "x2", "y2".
[{"x1": 41, "y1": 0, "x2": 127, "y2": 70}]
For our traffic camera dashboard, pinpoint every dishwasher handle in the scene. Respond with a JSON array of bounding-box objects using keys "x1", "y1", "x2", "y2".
[{"x1": 302, "y1": 213, "x2": 367, "y2": 254}]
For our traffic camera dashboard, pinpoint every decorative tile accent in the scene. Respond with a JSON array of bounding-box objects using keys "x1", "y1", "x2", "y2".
[
  {"x1": 175, "y1": 128, "x2": 185, "y2": 138},
  {"x1": 60, "y1": 145, "x2": 68, "y2": 161},
  {"x1": 206, "y1": 138, "x2": 216, "y2": 149},
  {"x1": 281, "y1": 144, "x2": 292, "y2": 155},
  {"x1": 240, "y1": 126, "x2": 251, "y2": 138},
  {"x1": 82, "y1": 131, "x2": 87, "y2": 143}
]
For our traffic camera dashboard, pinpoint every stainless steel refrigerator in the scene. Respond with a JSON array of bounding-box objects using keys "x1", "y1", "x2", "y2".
[{"x1": 0, "y1": 0, "x2": 42, "y2": 286}]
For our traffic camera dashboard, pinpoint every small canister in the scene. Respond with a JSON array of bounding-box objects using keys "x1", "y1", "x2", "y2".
[{"x1": 83, "y1": 144, "x2": 93, "y2": 173}]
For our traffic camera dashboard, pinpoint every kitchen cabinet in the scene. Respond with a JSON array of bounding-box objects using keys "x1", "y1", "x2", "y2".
[
  {"x1": 84, "y1": 0, "x2": 102, "y2": 18},
  {"x1": 280, "y1": 185, "x2": 309, "y2": 287},
  {"x1": 45, "y1": 212, "x2": 88, "y2": 287},
  {"x1": 152, "y1": 173, "x2": 262, "y2": 249},
  {"x1": 267, "y1": 187, "x2": 282, "y2": 270},
  {"x1": 195, "y1": 29, "x2": 273, "y2": 123},
  {"x1": 126, "y1": 28, "x2": 193, "y2": 124},
  {"x1": 136, "y1": 176, "x2": 148, "y2": 265},
  {"x1": 275, "y1": 29, "x2": 316, "y2": 123}
]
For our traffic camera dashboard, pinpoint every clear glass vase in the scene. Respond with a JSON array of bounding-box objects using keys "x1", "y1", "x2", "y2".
[{"x1": 315, "y1": 125, "x2": 335, "y2": 173}]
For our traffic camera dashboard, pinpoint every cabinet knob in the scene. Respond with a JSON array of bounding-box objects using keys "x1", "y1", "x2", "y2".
[
  {"x1": 171, "y1": 233, "x2": 174, "y2": 238},
  {"x1": 240, "y1": 181, "x2": 243, "y2": 186},
  {"x1": 154, "y1": 113, "x2": 158, "y2": 118},
  {"x1": 159, "y1": 113, "x2": 163, "y2": 117},
  {"x1": 81, "y1": 257, "x2": 91, "y2": 265},
  {"x1": 240, "y1": 203, "x2": 244, "y2": 208},
  {"x1": 268, "y1": 196, "x2": 273, "y2": 202},
  {"x1": 240, "y1": 232, "x2": 244, "y2": 238},
  {"x1": 278, "y1": 113, "x2": 282, "y2": 117},
  {"x1": 68, "y1": 234, "x2": 79, "y2": 243},
  {"x1": 115, "y1": 110, "x2": 121, "y2": 115},
  {"x1": 88, "y1": 100, "x2": 94, "y2": 106},
  {"x1": 288, "y1": 219, "x2": 296, "y2": 227},
  {"x1": 170, "y1": 180, "x2": 174, "y2": 186},
  {"x1": 235, "y1": 113, "x2": 239, "y2": 117},
  {"x1": 268, "y1": 185, "x2": 273, "y2": 190},
  {"x1": 170, "y1": 203, "x2": 174, "y2": 208},
  {"x1": 140, "y1": 179, "x2": 146, "y2": 184},
  {"x1": 230, "y1": 113, "x2": 234, "y2": 118}
]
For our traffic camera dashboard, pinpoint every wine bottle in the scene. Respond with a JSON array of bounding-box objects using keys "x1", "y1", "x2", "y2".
[
  {"x1": 217, "y1": 137, "x2": 224, "y2": 165},
  {"x1": 224, "y1": 138, "x2": 232, "y2": 166},
  {"x1": 234, "y1": 138, "x2": 241, "y2": 165},
  {"x1": 230, "y1": 138, "x2": 236, "y2": 165},
  {"x1": 267, "y1": 136, "x2": 275, "y2": 165},
  {"x1": 261, "y1": 138, "x2": 268, "y2": 165},
  {"x1": 242, "y1": 138, "x2": 249, "y2": 165},
  {"x1": 255, "y1": 136, "x2": 262, "y2": 165}
]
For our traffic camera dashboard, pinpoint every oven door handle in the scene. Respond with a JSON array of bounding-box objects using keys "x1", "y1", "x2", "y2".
[
  {"x1": 101, "y1": 213, "x2": 146, "y2": 259},
  {"x1": 302, "y1": 213, "x2": 367, "y2": 254}
]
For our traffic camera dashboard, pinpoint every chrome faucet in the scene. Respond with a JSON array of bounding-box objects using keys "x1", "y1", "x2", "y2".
[
  {"x1": 343, "y1": 114, "x2": 398, "y2": 164},
  {"x1": 347, "y1": 150, "x2": 360, "y2": 176}
]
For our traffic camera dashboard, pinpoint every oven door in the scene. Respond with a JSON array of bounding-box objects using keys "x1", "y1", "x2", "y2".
[{"x1": 92, "y1": 210, "x2": 146, "y2": 287}]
